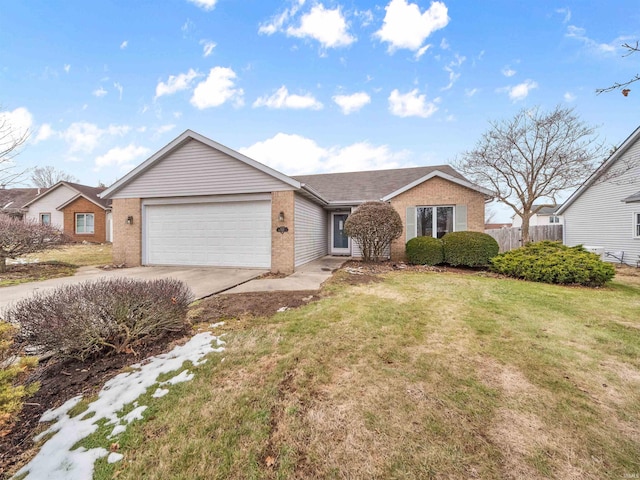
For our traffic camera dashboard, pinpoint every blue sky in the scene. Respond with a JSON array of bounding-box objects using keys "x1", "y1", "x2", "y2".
[{"x1": 1, "y1": 0, "x2": 638, "y2": 220}]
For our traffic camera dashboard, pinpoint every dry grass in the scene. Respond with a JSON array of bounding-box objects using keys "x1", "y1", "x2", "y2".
[
  {"x1": 47, "y1": 270, "x2": 640, "y2": 479},
  {"x1": 22, "y1": 243, "x2": 112, "y2": 266}
]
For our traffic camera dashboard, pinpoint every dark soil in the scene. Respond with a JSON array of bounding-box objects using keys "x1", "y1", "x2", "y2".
[{"x1": 0, "y1": 262, "x2": 76, "y2": 287}]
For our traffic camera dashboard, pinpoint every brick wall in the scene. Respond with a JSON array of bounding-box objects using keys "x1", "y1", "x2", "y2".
[
  {"x1": 271, "y1": 191, "x2": 295, "y2": 274},
  {"x1": 389, "y1": 177, "x2": 486, "y2": 260},
  {"x1": 112, "y1": 198, "x2": 142, "y2": 266},
  {"x1": 62, "y1": 197, "x2": 107, "y2": 243}
]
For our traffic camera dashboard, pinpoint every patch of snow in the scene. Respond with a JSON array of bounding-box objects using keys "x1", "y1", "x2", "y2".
[
  {"x1": 277, "y1": 306, "x2": 288, "y2": 312},
  {"x1": 109, "y1": 424, "x2": 127, "y2": 438},
  {"x1": 152, "y1": 388, "x2": 169, "y2": 398},
  {"x1": 107, "y1": 452, "x2": 123, "y2": 464},
  {"x1": 161, "y1": 370, "x2": 194, "y2": 385},
  {"x1": 210, "y1": 321, "x2": 225, "y2": 328},
  {"x1": 15, "y1": 332, "x2": 222, "y2": 480}
]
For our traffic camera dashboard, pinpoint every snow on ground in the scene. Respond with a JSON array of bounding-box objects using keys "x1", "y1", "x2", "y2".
[{"x1": 14, "y1": 331, "x2": 225, "y2": 480}]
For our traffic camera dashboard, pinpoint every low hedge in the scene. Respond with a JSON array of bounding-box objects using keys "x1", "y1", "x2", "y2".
[
  {"x1": 6, "y1": 278, "x2": 194, "y2": 360},
  {"x1": 406, "y1": 236, "x2": 444, "y2": 265},
  {"x1": 442, "y1": 231, "x2": 500, "y2": 267},
  {"x1": 490, "y1": 241, "x2": 615, "y2": 286}
]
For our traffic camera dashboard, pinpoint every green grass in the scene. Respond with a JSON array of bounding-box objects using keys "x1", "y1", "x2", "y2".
[{"x1": 35, "y1": 270, "x2": 640, "y2": 479}]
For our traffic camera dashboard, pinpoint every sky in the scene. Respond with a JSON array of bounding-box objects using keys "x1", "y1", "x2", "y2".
[{"x1": 0, "y1": 0, "x2": 638, "y2": 221}]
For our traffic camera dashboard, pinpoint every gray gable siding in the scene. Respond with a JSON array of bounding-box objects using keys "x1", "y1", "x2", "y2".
[
  {"x1": 294, "y1": 193, "x2": 327, "y2": 267},
  {"x1": 111, "y1": 139, "x2": 294, "y2": 199},
  {"x1": 563, "y1": 138, "x2": 640, "y2": 265}
]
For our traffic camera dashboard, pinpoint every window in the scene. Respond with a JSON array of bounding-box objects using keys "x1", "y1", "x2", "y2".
[
  {"x1": 40, "y1": 213, "x2": 51, "y2": 225},
  {"x1": 417, "y1": 206, "x2": 454, "y2": 239},
  {"x1": 76, "y1": 213, "x2": 95, "y2": 234},
  {"x1": 549, "y1": 215, "x2": 560, "y2": 224},
  {"x1": 635, "y1": 213, "x2": 640, "y2": 238}
]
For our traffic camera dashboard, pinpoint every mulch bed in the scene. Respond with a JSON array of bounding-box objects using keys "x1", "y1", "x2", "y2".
[{"x1": 0, "y1": 262, "x2": 76, "y2": 286}]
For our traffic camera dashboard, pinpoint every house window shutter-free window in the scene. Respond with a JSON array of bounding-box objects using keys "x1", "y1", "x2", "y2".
[
  {"x1": 455, "y1": 205, "x2": 467, "y2": 232},
  {"x1": 406, "y1": 207, "x2": 416, "y2": 242},
  {"x1": 76, "y1": 213, "x2": 95, "y2": 234},
  {"x1": 635, "y1": 212, "x2": 640, "y2": 238},
  {"x1": 40, "y1": 213, "x2": 51, "y2": 225}
]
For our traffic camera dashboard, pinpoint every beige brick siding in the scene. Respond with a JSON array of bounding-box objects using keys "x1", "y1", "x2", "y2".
[
  {"x1": 389, "y1": 177, "x2": 486, "y2": 260},
  {"x1": 112, "y1": 198, "x2": 142, "y2": 266},
  {"x1": 271, "y1": 191, "x2": 295, "y2": 274}
]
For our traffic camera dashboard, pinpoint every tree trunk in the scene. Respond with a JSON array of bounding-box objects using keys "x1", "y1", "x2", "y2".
[
  {"x1": 521, "y1": 214, "x2": 531, "y2": 245},
  {"x1": 0, "y1": 256, "x2": 6, "y2": 273}
]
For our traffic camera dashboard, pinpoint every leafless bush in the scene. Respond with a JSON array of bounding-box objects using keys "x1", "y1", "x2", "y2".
[
  {"x1": 0, "y1": 215, "x2": 67, "y2": 272},
  {"x1": 344, "y1": 201, "x2": 403, "y2": 262},
  {"x1": 5, "y1": 278, "x2": 194, "y2": 360}
]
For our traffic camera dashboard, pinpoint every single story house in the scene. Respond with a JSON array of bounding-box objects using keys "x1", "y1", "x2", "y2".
[
  {"x1": 511, "y1": 204, "x2": 563, "y2": 228},
  {"x1": 0, "y1": 187, "x2": 45, "y2": 219},
  {"x1": 23, "y1": 181, "x2": 112, "y2": 243},
  {"x1": 558, "y1": 125, "x2": 640, "y2": 265},
  {"x1": 100, "y1": 130, "x2": 494, "y2": 273}
]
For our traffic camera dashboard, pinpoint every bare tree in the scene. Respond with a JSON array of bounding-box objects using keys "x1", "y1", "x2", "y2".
[
  {"x1": 31, "y1": 166, "x2": 79, "y2": 188},
  {"x1": 0, "y1": 216, "x2": 67, "y2": 273},
  {"x1": 344, "y1": 202, "x2": 402, "y2": 262},
  {"x1": 596, "y1": 41, "x2": 639, "y2": 95},
  {"x1": 455, "y1": 106, "x2": 602, "y2": 244},
  {"x1": 0, "y1": 107, "x2": 30, "y2": 186}
]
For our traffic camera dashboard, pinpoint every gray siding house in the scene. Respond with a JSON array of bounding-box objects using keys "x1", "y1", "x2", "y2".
[{"x1": 558, "y1": 126, "x2": 640, "y2": 266}]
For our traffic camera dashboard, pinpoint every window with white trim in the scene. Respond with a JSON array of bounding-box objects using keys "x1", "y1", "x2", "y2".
[
  {"x1": 417, "y1": 206, "x2": 454, "y2": 239},
  {"x1": 635, "y1": 212, "x2": 640, "y2": 238},
  {"x1": 549, "y1": 215, "x2": 560, "y2": 224},
  {"x1": 76, "y1": 213, "x2": 95, "y2": 234},
  {"x1": 40, "y1": 213, "x2": 51, "y2": 225}
]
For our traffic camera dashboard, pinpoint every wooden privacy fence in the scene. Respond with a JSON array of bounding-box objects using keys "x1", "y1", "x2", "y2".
[{"x1": 484, "y1": 225, "x2": 563, "y2": 252}]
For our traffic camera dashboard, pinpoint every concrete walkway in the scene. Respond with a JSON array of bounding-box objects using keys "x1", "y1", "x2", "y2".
[
  {"x1": 0, "y1": 266, "x2": 266, "y2": 311},
  {"x1": 223, "y1": 256, "x2": 347, "y2": 294}
]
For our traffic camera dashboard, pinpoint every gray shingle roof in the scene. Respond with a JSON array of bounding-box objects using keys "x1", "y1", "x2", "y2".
[
  {"x1": 63, "y1": 182, "x2": 111, "y2": 209},
  {"x1": 533, "y1": 204, "x2": 562, "y2": 215},
  {"x1": 292, "y1": 165, "x2": 468, "y2": 203},
  {"x1": 0, "y1": 188, "x2": 45, "y2": 213}
]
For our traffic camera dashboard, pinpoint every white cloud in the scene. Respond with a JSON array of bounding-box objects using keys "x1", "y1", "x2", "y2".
[
  {"x1": 95, "y1": 144, "x2": 150, "y2": 171},
  {"x1": 565, "y1": 25, "x2": 630, "y2": 55},
  {"x1": 93, "y1": 86, "x2": 108, "y2": 97},
  {"x1": 34, "y1": 124, "x2": 55, "y2": 143},
  {"x1": 61, "y1": 122, "x2": 130, "y2": 154},
  {"x1": 465, "y1": 88, "x2": 479, "y2": 97},
  {"x1": 332, "y1": 92, "x2": 371, "y2": 114},
  {"x1": 190, "y1": 67, "x2": 244, "y2": 109},
  {"x1": 355, "y1": 9, "x2": 373, "y2": 27},
  {"x1": 375, "y1": 0, "x2": 449, "y2": 53},
  {"x1": 200, "y1": 40, "x2": 216, "y2": 57},
  {"x1": 253, "y1": 86, "x2": 322, "y2": 110},
  {"x1": 286, "y1": 4, "x2": 355, "y2": 48},
  {"x1": 155, "y1": 69, "x2": 201, "y2": 99},
  {"x1": 259, "y1": 1, "x2": 307, "y2": 36},
  {"x1": 120, "y1": 40, "x2": 128, "y2": 49},
  {"x1": 442, "y1": 54, "x2": 465, "y2": 90},
  {"x1": 155, "y1": 124, "x2": 176, "y2": 135},
  {"x1": 114, "y1": 82, "x2": 123, "y2": 100},
  {"x1": 64, "y1": 64, "x2": 71, "y2": 73},
  {"x1": 388, "y1": 88, "x2": 438, "y2": 118},
  {"x1": 240, "y1": 133, "x2": 410, "y2": 175},
  {"x1": 564, "y1": 91, "x2": 576, "y2": 102},
  {"x1": 498, "y1": 79, "x2": 538, "y2": 101},
  {"x1": 0, "y1": 107, "x2": 33, "y2": 152},
  {"x1": 440, "y1": 38, "x2": 450, "y2": 50},
  {"x1": 501, "y1": 66, "x2": 516, "y2": 77},
  {"x1": 556, "y1": 7, "x2": 571, "y2": 24},
  {"x1": 187, "y1": 0, "x2": 218, "y2": 11}
]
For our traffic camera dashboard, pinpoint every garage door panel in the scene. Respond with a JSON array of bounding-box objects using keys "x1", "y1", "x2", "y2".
[{"x1": 145, "y1": 201, "x2": 270, "y2": 268}]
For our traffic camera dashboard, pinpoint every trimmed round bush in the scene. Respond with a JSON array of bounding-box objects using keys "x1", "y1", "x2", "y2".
[
  {"x1": 490, "y1": 241, "x2": 616, "y2": 287},
  {"x1": 406, "y1": 236, "x2": 444, "y2": 265},
  {"x1": 7, "y1": 278, "x2": 194, "y2": 360},
  {"x1": 441, "y1": 231, "x2": 499, "y2": 267}
]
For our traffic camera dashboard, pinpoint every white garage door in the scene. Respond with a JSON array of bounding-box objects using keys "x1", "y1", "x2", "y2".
[{"x1": 145, "y1": 201, "x2": 271, "y2": 268}]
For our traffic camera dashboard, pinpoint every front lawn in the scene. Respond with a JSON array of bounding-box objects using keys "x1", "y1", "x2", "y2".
[
  {"x1": 0, "y1": 243, "x2": 112, "y2": 287},
  {"x1": 9, "y1": 267, "x2": 640, "y2": 479}
]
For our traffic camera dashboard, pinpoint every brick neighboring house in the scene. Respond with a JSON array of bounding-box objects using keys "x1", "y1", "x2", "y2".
[
  {"x1": 100, "y1": 130, "x2": 494, "y2": 273},
  {"x1": 23, "y1": 181, "x2": 112, "y2": 243}
]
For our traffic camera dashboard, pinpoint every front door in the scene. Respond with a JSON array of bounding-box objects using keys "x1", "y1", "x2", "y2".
[{"x1": 331, "y1": 212, "x2": 350, "y2": 255}]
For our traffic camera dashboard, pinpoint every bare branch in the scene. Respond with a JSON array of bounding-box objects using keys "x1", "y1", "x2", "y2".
[{"x1": 596, "y1": 41, "x2": 640, "y2": 94}]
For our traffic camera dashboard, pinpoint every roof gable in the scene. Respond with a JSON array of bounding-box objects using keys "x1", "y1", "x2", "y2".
[
  {"x1": 558, "y1": 126, "x2": 640, "y2": 214},
  {"x1": 101, "y1": 130, "x2": 300, "y2": 199},
  {"x1": 23, "y1": 181, "x2": 109, "y2": 210}
]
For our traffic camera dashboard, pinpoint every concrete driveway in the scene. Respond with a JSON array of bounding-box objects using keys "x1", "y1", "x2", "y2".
[{"x1": 0, "y1": 266, "x2": 267, "y2": 311}]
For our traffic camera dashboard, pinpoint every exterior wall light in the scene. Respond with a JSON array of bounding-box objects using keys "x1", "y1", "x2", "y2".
[
  {"x1": 278, "y1": 211, "x2": 285, "y2": 222},
  {"x1": 126, "y1": 215, "x2": 134, "y2": 225}
]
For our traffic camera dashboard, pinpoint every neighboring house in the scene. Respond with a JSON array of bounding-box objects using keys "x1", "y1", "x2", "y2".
[
  {"x1": 558, "y1": 126, "x2": 640, "y2": 266},
  {"x1": 23, "y1": 181, "x2": 112, "y2": 243},
  {"x1": 511, "y1": 205, "x2": 563, "y2": 228},
  {"x1": 0, "y1": 187, "x2": 45, "y2": 219},
  {"x1": 100, "y1": 130, "x2": 493, "y2": 274}
]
